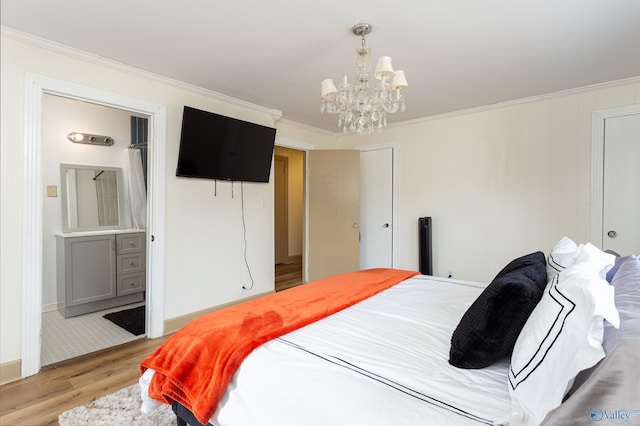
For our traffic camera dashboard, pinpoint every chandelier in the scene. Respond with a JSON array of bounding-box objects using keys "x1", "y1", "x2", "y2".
[{"x1": 321, "y1": 23, "x2": 408, "y2": 135}]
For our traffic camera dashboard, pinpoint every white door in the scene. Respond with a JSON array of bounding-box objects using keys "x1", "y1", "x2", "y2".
[
  {"x1": 360, "y1": 148, "x2": 394, "y2": 269},
  {"x1": 307, "y1": 150, "x2": 360, "y2": 282},
  {"x1": 603, "y1": 113, "x2": 640, "y2": 255}
]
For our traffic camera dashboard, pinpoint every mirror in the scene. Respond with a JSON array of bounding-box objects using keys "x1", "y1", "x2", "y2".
[{"x1": 60, "y1": 164, "x2": 127, "y2": 232}]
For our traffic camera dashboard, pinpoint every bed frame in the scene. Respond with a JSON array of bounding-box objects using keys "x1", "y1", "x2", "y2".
[{"x1": 172, "y1": 401, "x2": 210, "y2": 426}]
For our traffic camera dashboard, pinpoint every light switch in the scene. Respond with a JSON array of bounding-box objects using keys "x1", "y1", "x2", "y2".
[{"x1": 46, "y1": 185, "x2": 57, "y2": 197}]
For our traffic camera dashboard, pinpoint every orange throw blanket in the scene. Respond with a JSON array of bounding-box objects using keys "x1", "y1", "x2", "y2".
[{"x1": 140, "y1": 268, "x2": 418, "y2": 424}]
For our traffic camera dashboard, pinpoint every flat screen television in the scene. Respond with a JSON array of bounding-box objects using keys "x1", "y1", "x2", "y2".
[{"x1": 176, "y1": 106, "x2": 277, "y2": 183}]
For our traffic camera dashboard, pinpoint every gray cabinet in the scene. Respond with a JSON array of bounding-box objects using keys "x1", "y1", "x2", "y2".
[
  {"x1": 57, "y1": 231, "x2": 145, "y2": 318},
  {"x1": 116, "y1": 233, "x2": 146, "y2": 296}
]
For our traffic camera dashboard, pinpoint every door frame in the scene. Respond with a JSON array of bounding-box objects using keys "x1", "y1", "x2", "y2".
[
  {"x1": 274, "y1": 155, "x2": 289, "y2": 264},
  {"x1": 590, "y1": 104, "x2": 640, "y2": 248},
  {"x1": 357, "y1": 143, "x2": 399, "y2": 268},
  {"x1": 21, "y1": 73, "x2": 167, "y2": 377}
]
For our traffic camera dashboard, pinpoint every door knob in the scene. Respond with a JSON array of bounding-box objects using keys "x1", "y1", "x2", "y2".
[
  {"x1": 352, "y1": 223, "x2": 359, "y2": 229},
  {"x1": 607, "y1": 230, "x2": 617, "y2": 238},
  {"x1": 383, "y1": 223, "x2": 390, "y2": 228}
]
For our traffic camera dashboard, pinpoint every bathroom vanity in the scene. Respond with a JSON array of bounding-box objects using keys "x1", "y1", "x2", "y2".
[{"x1": 56, "y1": 230, "x2": 146, "y2": 318}]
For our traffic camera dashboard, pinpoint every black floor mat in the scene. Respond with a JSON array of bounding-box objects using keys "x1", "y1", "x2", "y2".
[{"x1": 103, "y1": 306, "x2": 145, "y2": 336}]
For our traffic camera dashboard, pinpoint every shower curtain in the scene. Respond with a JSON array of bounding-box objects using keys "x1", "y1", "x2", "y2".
[{"x1": 125, "y1": 148, "x2": 147, "y2": 229}]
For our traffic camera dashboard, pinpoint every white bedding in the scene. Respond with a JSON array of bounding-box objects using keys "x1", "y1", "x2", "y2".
[{"x1": 141, "y1": 275, "x2": 511, "y2": 425}]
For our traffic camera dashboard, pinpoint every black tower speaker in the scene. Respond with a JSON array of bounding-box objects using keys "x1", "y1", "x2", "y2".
[{"x1": 419, "y1": 217, "x2": 433, "y2": 275}]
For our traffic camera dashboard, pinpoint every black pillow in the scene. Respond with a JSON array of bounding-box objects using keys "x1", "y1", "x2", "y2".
[{"x1": 448, "y1": 251, "x2": 547, "y2": 369}]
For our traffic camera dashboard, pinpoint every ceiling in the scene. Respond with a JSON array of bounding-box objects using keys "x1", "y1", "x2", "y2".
[{"x1": 2, "y1": 0, "x2": 640, "y2": 133}]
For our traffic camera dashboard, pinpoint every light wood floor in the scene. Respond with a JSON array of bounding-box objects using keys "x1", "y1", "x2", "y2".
[
  {"x1": 1, "y1": 263, "x2": 302, "y2": 425},
  {"x1": 0, "y1": 336, "x2": 170, "y2": 426},
  {"x1": 275, "y1": 259, "x2": 303, "y2": 292}
]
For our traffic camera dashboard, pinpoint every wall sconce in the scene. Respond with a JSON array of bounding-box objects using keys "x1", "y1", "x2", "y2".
[{"x1": 67, "y1": 132, "x2": 114, "y2": 146}]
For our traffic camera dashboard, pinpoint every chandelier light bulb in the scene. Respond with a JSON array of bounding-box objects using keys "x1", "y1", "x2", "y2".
[
  {"x1": 68, "y1": 132, "x2": 84, "y2": 142},
  {"x1": 320, "y1": 23, "x2": 408, "y2": 135}
]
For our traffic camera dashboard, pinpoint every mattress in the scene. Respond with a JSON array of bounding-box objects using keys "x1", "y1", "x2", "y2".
[{"x1": 141, "y1": 275, "x2": 512, "y2": 425}]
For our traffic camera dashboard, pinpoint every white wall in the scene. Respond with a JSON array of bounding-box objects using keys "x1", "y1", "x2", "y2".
[
  {"x1": 0, "y1": 33, "x2": 334, "y2": 369},
  {"x1": 341, "y1": 83, "x2": 640, "y2": 282},
  {"x1": 41, "y1": 95, "x2": 136, "y2": 309}
]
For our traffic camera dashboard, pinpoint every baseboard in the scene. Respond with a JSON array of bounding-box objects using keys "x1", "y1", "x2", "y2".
[
  {"x1": 0, "y1": 359, "x2": 22, "y2": 385},
  {"x1": 42, "y1": 302, "x2": 60, "y2": 313},
  {"x1": 163, "y1": 290, "x2": 274, "y2": 335}
]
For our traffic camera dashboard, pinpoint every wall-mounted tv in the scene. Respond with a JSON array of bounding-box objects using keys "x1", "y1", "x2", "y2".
[{"x1": 176, "y1": 106, "x2": 277, "y2": 183}]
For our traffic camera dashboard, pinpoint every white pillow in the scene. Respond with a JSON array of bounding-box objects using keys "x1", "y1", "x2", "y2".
[
  {"x1": 546, "y1": 236, "x2": 579, "y2": 281},
  {"x1": 508, "y1": 249, "x2": 618, "y2": 426},
  {"x1": 546, "y1": 238, "x2": 615, "y2": 282}
]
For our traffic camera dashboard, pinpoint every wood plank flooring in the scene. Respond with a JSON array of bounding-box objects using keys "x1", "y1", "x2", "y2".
[
  {"x1": 1, "y1": 263, "x2": 302, "y2": 425},
  {"x1": 0, "y1": 336, "x2": 170, "y2": 426},
  {"x1": 275, "y1": 259, "x2": 303, "y2": 292}
]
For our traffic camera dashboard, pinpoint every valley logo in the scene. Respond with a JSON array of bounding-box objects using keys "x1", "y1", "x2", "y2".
[{"x1": 590, "y1": 408, "x2": 640, "y2": 422}]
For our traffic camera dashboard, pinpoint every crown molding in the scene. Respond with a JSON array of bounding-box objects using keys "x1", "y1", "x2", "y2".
[
  {"x1": 4, "y1": 25, "x2": 637, "y2": 134},
  {"x1": 389, "y1": 76, "x2": 640, "y2": 129},
  {"x1": 275, "y1": 118, "x2": 336, "y2": 136},
  {"x1": 1, "y1": 26, "x2": 283, "y2": 121}
]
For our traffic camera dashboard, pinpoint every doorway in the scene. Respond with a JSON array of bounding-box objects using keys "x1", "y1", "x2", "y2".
[
  {"x1": 21, "y1": 75, "x2": 166, "y2": 378},
  {"x1": 274, "y1": 146, "x2": 304, "y2": 291},
  {"x1": 40, "y1": 95, "x2": 149, "y2": 366}
]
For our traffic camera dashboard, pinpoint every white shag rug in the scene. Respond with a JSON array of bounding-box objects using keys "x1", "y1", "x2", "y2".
[{"x1": 58, "y1": 384, "x2": 175, "y2": 426}]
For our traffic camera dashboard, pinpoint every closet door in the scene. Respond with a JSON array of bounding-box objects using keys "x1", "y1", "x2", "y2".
[
  {"x1": 603, "y1": 113, "x2": 640, "y2": 255},
  {"x1": 359, "y1": 147, "x2": 394, "y2": 269}
]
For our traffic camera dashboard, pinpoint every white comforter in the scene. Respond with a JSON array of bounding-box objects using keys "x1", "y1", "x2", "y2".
[{"x1": 141, "y1": 275, "x2": 511, "y2": 425}]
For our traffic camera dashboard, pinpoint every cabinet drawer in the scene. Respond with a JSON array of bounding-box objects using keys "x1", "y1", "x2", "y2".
[
  {"x1": 117, "y1": 273, "x2": 145, "y2": 295},
  {"x1": 117, "y1": 233, "x2": 145, "y2": 254},
  {"x1": 117, "y1": 253, "x2": 145, "y2": 274}
]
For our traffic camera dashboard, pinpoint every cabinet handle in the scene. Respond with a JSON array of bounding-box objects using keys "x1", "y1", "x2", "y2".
[
  {"x1": 129, "y1": 241, "x2": 134, "y2": 246},
  {"x1": 130, "y1": 261, "x2": 135, "y2": 266},
  {"x1": 130, "y1": 282, "x2": 135, "y2": 287}
]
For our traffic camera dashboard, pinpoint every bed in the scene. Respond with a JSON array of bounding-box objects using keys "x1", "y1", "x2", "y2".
[{"x1": 139, "y1": 238, "x2": 639, "y2": 426}]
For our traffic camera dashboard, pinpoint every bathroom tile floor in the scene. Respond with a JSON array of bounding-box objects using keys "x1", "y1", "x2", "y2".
[{"x1": 41, "y1": 302, "x2": 145, "y2": 367}]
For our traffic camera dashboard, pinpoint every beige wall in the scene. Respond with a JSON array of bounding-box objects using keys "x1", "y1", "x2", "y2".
[{"x1": 342, "y1": 83, "x2": 640, "y2": 281}]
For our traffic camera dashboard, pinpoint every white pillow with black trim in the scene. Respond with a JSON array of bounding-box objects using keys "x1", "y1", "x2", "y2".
[
  {"x1": 546, "y1": 236, "x2": 579, "y2": 281},
  {"x1": 547, "y1": 238, "x2": 615, "y2": 282},
  {"x1": 508, "y1": 244, "x2": 618, "y2": 426}
]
